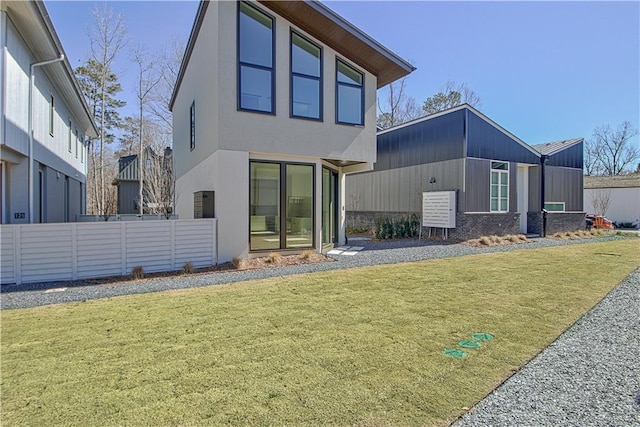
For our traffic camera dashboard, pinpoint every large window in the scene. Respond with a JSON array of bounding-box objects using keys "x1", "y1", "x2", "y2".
[
  {"x1": 336, "y1": 59, "x2": 363, "y2": 125},
  {"x1": 250, "y1": 161, "x2": 314, "y2": 251},
  {"x1": 67, "y1": 120, "x2": 72, "y2": 152},
  {"x1": 49, "y1": 95, "x2": 55, "y2": 136},
  {"x1": 238, "y1": 2, "x2": 274, "y2": 113},
  {"x1": 490, "y1": 161, "x2": 509, "y2": 212},
  {"x1": 291, "y1": 32, "x2": 321, "y2": 120}
]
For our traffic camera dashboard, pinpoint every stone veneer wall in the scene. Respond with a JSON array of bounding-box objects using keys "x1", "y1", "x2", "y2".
[
  {"x1": 528, "y1": 212, "x2": 586, "y2": 236},
  {"x1": 347, "y1": 211, "x2": 520, "y2": 240}
]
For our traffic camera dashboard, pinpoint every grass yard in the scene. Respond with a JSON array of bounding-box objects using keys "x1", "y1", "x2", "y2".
[{"x1": 2, "y1": 239, "x2": 639, "y2": 426}]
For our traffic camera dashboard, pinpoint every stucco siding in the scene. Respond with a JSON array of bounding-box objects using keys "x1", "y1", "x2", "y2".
[{"x1": 584, "y1": 187, "x2": 640, "y2": 224}]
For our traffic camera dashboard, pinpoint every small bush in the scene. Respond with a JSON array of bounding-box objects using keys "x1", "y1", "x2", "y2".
[
  {"x1": 131, "y1": 266, "x2": 144, "y2": 280},
  {"x1": 479, "y1": 236, "x2": 492, "y2": 246},
  {"x1": 182, "y1": 262, "x2": 195, "y2": 274},
  {"x1": 373, "y1": 214, "x2": 420, "y2": 240},
  {"x1": 614, "y1": 221, "x2": 637, "y2": 229},
  {"x1": 346, "y1": 226, "x2": 370, "y2": 234},
  {"x1": 507, "y1": 234, "x2": 519, "y2": 243},
  {"x1": 490, "y1": 235, "x2": 501, "y2": 244},
  {"x1": 266, "y1": 252, "x2": 282, "y2": 264},
  {"x1": 518, "y1": 234, "x2": 527, "y2": 241},
  {"x1": 300, "y1": 250, "x2": 314, "y2": 260},
  {"x1": 232, "y1": 257, "x2": 244, "y2": 270}
]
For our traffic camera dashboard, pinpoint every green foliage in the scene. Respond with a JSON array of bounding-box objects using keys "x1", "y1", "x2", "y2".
[
  {"x1": 346, "y1": 226, "x2": 370, "y2": 234},
  {"x1": 423, "y1": 90, "x2": 462, "y2": 115},
  {"x1": 373, "y1": 214, "x2": 420, "y2": 239}
]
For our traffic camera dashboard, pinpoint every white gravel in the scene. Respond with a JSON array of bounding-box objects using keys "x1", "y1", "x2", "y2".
[{"x1": 453, "y1": 268, "x2": 640, "y2": 427}]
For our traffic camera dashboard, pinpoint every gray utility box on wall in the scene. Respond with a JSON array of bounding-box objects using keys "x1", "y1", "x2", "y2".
[{"x1": 194, "y1": 191, "x2": 215, "y2": 218}]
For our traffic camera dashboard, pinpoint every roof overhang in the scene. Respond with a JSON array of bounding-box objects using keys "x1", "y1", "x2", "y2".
[
  {"x1": 2, "y1": 1, "x2": 98, "y2": 138},
  {"x1": 170, "y1": 0, "x2": 415, "y2": 111}
]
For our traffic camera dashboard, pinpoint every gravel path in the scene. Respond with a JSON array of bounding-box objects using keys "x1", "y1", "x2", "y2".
[
  {"x1": 453, "y1": 268, "x2": 640, "y2": 427},
  {"x1": 0, "y1": 235, "x2": 633, "y2": 310}
]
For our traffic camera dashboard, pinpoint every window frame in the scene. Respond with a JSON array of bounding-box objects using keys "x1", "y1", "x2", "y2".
[
  {"x1": 290, "y1": 30, "x2": 322, "y2": 121},
  {"x1": 67, "y1": 120, "x2": 72, "y2": 152},
  {"x1": 75, "y1": 128, "x2": 78, "y2": 158},
  {"x1": 490, "y1": 161, "x2": 509, "y2": 213},
  {"x1": 249, "y1": 159, "x2": 316, "y2": 252},
  {"x1": 190, "y1": 101, "x2": 196, "y2": 151},
  {"x1": 544, "y1": 202, "x2": 565, "y2": 212},
  {"x1": 237, "y1": 1, "x2": 276, "y2": 115},
  {"x1": 335, "y1": 58, "x2": 364, "y2": 126}
]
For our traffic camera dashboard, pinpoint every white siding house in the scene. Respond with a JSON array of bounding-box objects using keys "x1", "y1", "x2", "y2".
[
  {"x1": 171, "y1": 0, "x2": 414, "y2": 262},
  {"x1": 1, "y1": 1, "x2": 97, "y2": 224},
  {"x1": 584, "y1": 174, "x2": 640, "y2": 226}
]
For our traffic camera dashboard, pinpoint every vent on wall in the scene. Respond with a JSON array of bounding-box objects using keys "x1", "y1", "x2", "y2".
[{"x1": 194, "y1": 191, "x2": 215, "y2": 219}]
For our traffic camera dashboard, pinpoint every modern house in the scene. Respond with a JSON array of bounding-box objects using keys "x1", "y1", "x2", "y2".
[
  {"x1": 170, "y1": 0, "x2": 414, "y2": 262},
  {"x1": 113, "y1": 147, "x2": 173, "y2": 215},
  {"x1": 346, "y1": 105, "x2": 585, "y2": 239},
  {"x1": 1, "y1": 1, "x2": 98, "y2": 224},
  {"x1": 584, "y1": 173, "x2": 640, "y2": 226}
]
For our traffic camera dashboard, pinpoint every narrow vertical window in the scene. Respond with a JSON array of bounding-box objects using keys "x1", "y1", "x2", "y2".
[
  {"x1": 291, "y1": 32, "x2": 321, "y2": 120},
  {"x1": 490, "y1": 161, "x2": 509, "y2": 212},
  {"x1": 67, "y1": 120, "x2": 72, "y2": 152},
  {"x1": 336, "y1": 59, "x2": 364, "y2": 126},
  {"x1": 75, "y1": 128, "x2": 78, "y2": 158},
  {"x1": 238, "y1": 1, "x2": 274, "y2": 113},
  {"x1": 190, "y1": 101, "x2": 196, "y2": 151},
  {"x1": 49, "y1": 95, "x2": 55, "y2": 136}
]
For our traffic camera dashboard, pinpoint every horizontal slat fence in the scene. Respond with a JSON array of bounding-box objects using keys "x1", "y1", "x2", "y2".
[{"x1": 1, "y1": 219, "x2": 217, "y2": 285}]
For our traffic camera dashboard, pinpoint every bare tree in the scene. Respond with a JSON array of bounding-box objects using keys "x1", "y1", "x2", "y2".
[
  {"x1": 85, "y1": 4, "x2": 128, "y2": 215},
  {"x1": 148, "y1": 37, "x2": 186, "y2": 134},
  {"x1": 131, "y1": 46, "x2": 161, "y2": 214},
  {"x1": 377, "y1": 76, "x2": 423, "y2": 130},
  {"x1": 422, "y1": 80, "x2": 481, "y2": 115},
  {"x1": 588, "y1": 122, "x2": 639, "y2": 176},
  {"x1": 591, "y1": 188, "x2": 612, "y2": 216}
]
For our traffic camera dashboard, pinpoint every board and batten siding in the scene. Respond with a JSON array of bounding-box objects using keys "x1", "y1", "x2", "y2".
[
  {"x1": 346, "y1": 158, "x2": 465, "y2": 213},
  {"x1": 0, "y1": 220, "x2": 217, "y2": 285},
  {"x1": 528, "y1": 165, "x2": 583, "y2": 212}
]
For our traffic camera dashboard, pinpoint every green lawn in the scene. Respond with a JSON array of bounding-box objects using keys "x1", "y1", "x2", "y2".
[{"x1": 2, "y1": 239, "x2": 639, "y2": 426}]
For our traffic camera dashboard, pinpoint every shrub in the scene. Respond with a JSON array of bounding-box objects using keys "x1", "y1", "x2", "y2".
[
  {"x1": 614, "y1": 221, "x2": 637, "y2": 229},
  {"x1": 232, "y1": 257, "x2": 244, "y2": 270},
  {"x1": 373, "y1": 215, "x2": 420, "y2": 240},
  {"x1": 182, "y1": 262, "x2": 195, "y2": 274},
  {"x1": 300, "y1": 250, "x2": 314, "y2": 260},
  {"x1": 518, "y1": 234, "x2": 527, "y2": 241},
  {"x1": 346, "y1": 226, "x2": 370, "y2": 234},
  {"x1": 479, "y1": 236, "x2": 492, "y2": 246},
  {"x1": 490, "y1": 235, "x2": 501, "y2": 244},
  {"x1": 131, "y1": 266, "x2": 144, "y2": 280},
  {"x1": 266, "y1": 252, "x2": 282, "y2": 264}
]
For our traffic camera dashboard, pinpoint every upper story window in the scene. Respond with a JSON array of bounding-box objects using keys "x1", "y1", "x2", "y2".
[
  {"x1": 190, "y1": 101, "x2": 196, "y2": 151},
  {"x1": 336, "y1": 59, "x2": 364, "y2": 126},
  {"x1": 490, "y1": 161, "x2": 509, "y2": 212},
  {"x1": 75, "y1": 128, "x2": 79, "y2": 158},
  {"x1": 238, "y1": 1, "x2": 274, "y2": 114},
  {"x1": 49, "y1": 95, "x2": 55, "y2": 136},
  {"x1": 80, "y1": 134, "x2": 84, "y2": 163},
  {"x1": 291, "y1": 31, "x2": 321, "y2": 120}
]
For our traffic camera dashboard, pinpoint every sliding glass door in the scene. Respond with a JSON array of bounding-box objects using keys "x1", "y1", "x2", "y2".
[
  {"x1": 322, "y1": 167, "x2": 338, "y2": 246},
  {"x1": 250, "y1": 161, "x2": 314, "y2": 251}
]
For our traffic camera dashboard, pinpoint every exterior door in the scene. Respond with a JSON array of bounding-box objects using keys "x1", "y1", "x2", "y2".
[
  {"x1": 517, "y1": 165, "x2": 529, "y2": 234},
  {"x1": 322, "y1": 167, "x2": 338, "y2": 247}
]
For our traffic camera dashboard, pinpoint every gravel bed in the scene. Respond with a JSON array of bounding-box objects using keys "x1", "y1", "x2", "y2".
[
  {"x1": 453, "y1": 268, "x2": 640, "y2": 427},
  {"x1": 0, "y1": 235, "x2": 632, "y2": 310}
]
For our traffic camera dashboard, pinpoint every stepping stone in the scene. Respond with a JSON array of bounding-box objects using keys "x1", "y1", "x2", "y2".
[
  {"x1": 326, "y1": 249, "x2": 343, "y2": 255},
  {"x1": 341, "y1": 250, "x2": 359, "y2": 256},
  {"x1": 349, "y1": 246, "x2": 364, "y2": 251}
]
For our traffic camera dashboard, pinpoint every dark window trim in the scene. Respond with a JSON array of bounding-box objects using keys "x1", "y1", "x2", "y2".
[
  {"x1": 237, "y1": 1, "x2": 276, "y2": 115},
  {"x1": 67, "y1": 119, "x2": 72, "y2": 152},
  {"x1": 335, "y1": 58, "x2": 364, "y2": 126},
  {"x1": 190, "y1": 100, "x2": 196, "y2": 151},
  {"x1": 249, "y1": 159, "x2": 316, "y2": 252},
  {"x1": 290, "y1": 29, "x2": 323, "y2": 122},
  {"x1": 75, "y1": 128, "x2": 78, "y2": 158}
]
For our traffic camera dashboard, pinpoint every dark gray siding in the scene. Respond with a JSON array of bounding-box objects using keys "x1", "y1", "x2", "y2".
[
  {"x1": 546, "y1": 141, "x2": 583, "y2": 168},
  {"x1": 117, "y1": 181, "x2": 139, "y2": 214},
  {"x1": 68, "y1": 178, "x2": 82, "y2": 221},
  {"x1": 466, "y1": 110, "x2": 539, "y2": 164},
  {"x1": 374, "y1": 109, "x2": 466, "y2": 171},
  {"x1": 45, "y1": 167, "x2": 65, "y2": 223},
  {"x1": 545, "y1": 166, "x2": 583, "y2": 211},
  {"x1": 528, "y1": 165, "x2": 583, "y2": 212},
  {"x1": 346, "y1": 158, "x2": 465, "y2": 212},
  {"x1": 464, "y1": 158, "x2": 489, "y2": 212},
  {"x1": 529, "y1": 166, "x2": 541, "y2": 211}
]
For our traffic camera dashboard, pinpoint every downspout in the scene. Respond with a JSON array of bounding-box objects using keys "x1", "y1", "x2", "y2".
[
  {"x1": 28, "y1": 53, "x2": 64, "y2": 223},
  {"x1": 540, "y1": 154, "x2": 548, "y2": 237}
]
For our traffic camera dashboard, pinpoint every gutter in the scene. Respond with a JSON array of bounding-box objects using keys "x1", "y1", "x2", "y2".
[{"x1": 29, "y1": 53, "x2": 64, "y2": 223}]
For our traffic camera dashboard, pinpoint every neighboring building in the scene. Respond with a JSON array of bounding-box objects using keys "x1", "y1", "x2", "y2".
[
  {"x1": 113, "y1": 147, "x2": 173, "y2": 216},
  {"x1": 584, "y1": 174, "x2": 640, "y2": 227},
  {"x1": 346, "y1": 105, "x2": 585, "y2": 239},
  {"x1": 170, "y1": 0, "x2": 414, "y2": 262},
  {"x1": 1, "y1": 1, "x2": 98, "y2": 224}
]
